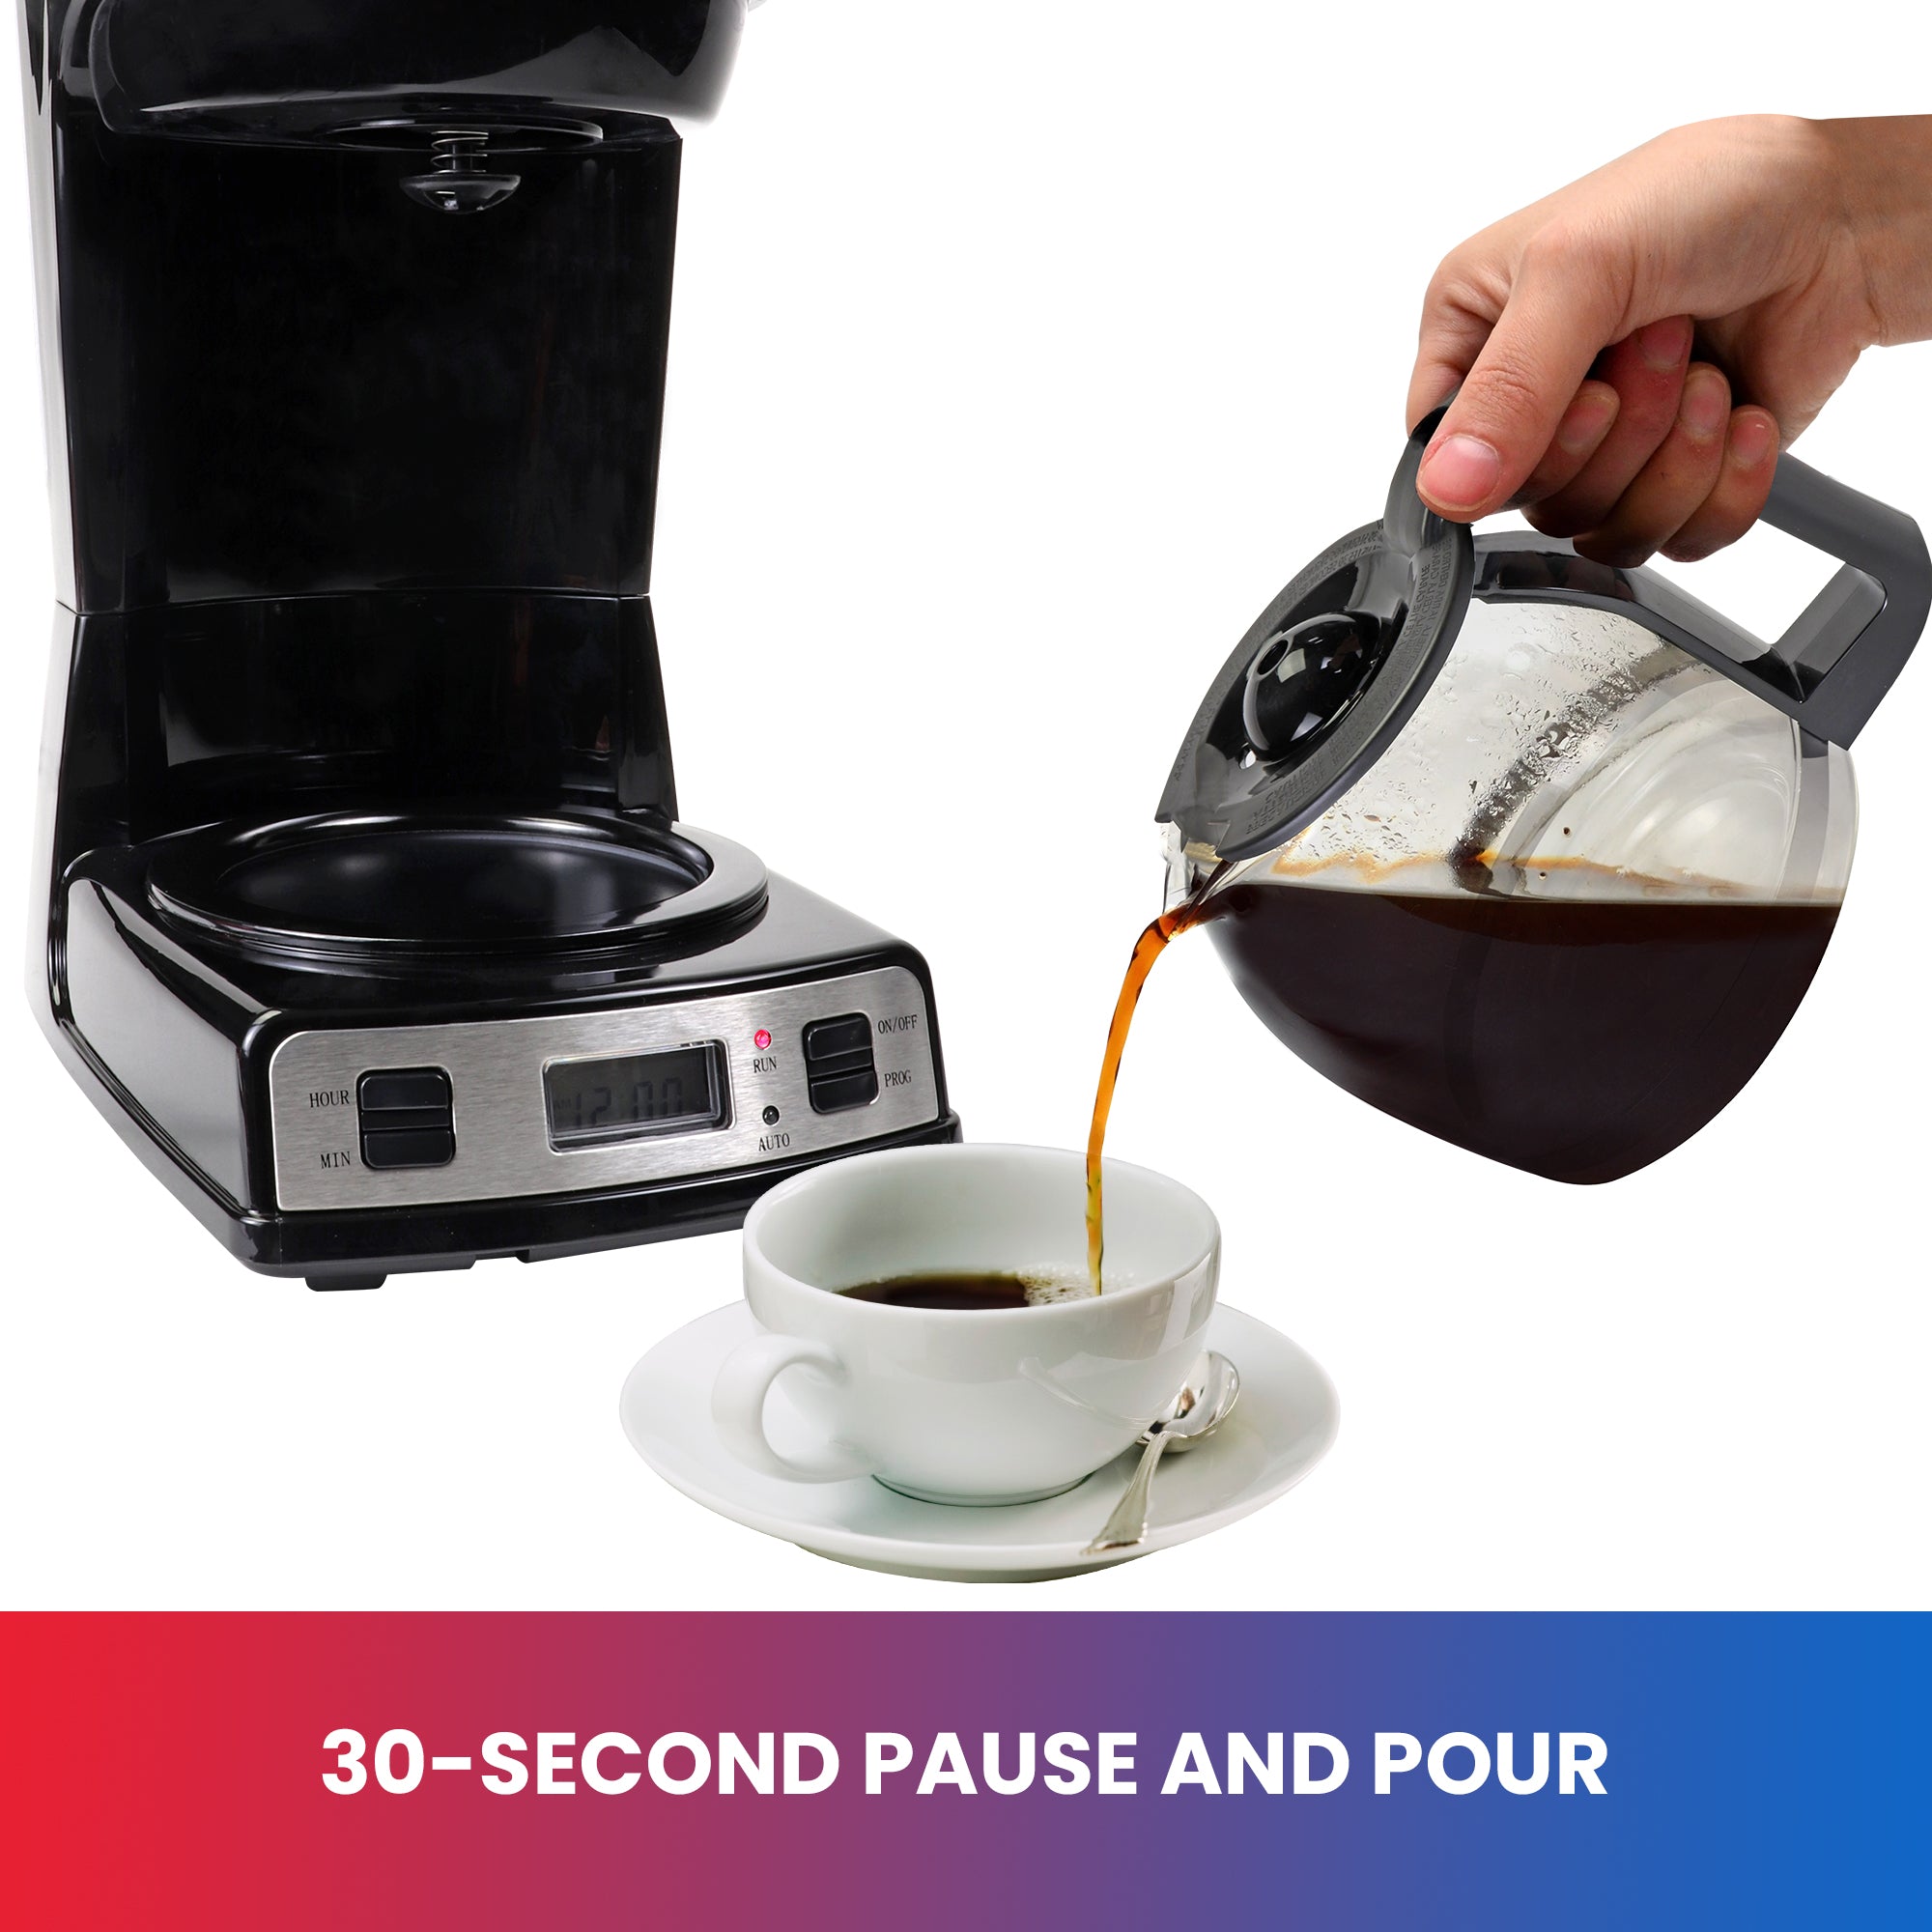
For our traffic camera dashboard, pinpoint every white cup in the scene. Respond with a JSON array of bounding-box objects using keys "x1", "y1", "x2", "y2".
[{"x1": 710, "y1": 1144, "x2": 1219, "y2": 1505}]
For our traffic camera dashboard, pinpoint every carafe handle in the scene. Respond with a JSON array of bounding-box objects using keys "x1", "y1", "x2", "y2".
[
  {"x1": 1754, "y1": 454, "x2": 1932, "y2": 744},
  {"x1": 1472, "y1": 449, "x2": 1930, "y2": 748}
]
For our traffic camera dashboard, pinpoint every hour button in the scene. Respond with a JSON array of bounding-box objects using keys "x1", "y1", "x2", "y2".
[
  {"x1": 358, "y1": 1067, "x2": 454, "y2": 1170},
  {"x1": 358, "y1": 1068, "x2": 450, "y2": 1115}
]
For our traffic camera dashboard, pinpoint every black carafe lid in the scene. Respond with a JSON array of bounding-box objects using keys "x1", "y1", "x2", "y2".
[
  {"x1": 1158, "y1": 409, "x2": 1474, "y2": 864},
  {"x1": 1160, "y1": 406, "x2": 1932, "y2": 867}
]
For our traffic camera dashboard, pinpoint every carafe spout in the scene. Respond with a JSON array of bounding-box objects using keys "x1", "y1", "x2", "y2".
[{"x1": 1159, "y1": 822, "x2": 1267, "y2": 913}]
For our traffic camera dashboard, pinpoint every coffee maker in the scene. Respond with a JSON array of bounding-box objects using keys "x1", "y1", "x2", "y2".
[{"x1": 19, "y1": 1, "x2": 957, "y2": 1287}]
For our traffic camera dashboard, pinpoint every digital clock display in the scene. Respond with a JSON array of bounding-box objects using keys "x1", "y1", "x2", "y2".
[{"x1": 544, "y1": 1042, "x2": 728, "y2": 1148}]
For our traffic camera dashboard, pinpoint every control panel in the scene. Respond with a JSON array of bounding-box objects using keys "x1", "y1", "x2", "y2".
[{"x1": 267, "y1": 966, "x2": 938, "y2": 1211}]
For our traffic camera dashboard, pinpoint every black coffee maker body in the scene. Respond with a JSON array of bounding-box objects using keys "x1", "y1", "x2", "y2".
[{"x1": 21, "y1": 2, "x2": 958, "y2": 1285}]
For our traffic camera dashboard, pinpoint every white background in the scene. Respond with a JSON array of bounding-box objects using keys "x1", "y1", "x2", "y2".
[{"x1": 2, "y1": 3, "x2": 1926, "y2": 1610}]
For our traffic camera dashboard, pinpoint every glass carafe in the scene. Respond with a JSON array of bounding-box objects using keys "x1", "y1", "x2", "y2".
[{"x1": 1157, "y1": 416, "x2": 1928, "y2": 1181}]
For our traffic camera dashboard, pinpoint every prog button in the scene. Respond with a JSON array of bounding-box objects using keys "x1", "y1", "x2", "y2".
[{"x1": 802, "y1": 1013, "x2": 878, "y2": 1114}]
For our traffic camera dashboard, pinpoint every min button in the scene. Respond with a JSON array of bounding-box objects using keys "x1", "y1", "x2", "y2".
[{"x1": 357, "y1": 1066, "x2": 455, "y2": 1169}]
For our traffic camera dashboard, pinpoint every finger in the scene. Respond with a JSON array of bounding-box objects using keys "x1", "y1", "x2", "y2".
[
  {"x1": 1526, "y1": 318, "x2": 1694, "y2": 536},
  {"x1": 1571, "y1": 363, "x2": 1733, "y2": 565},
  {"x1": 1412, "y1": 232, "x2": 1633, "y2": 521},
  {"x1": 1406, "y1": 225, "x2": 1520, "y2": 432},
  {"x1": 1407, "y1": 319, "x2": 1492, "y2": 440},
  {"x1": 1505, "y1": 380, "x2": 1621, "y2": 508},
  {"x1": 1659, "y1": 408, "x2": 1781, "y2": 561}
]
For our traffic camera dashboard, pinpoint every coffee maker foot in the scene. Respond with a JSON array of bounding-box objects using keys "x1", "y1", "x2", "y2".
[{"x1": 307, "y1": 1273, "x2": 387, "y2": 1293}]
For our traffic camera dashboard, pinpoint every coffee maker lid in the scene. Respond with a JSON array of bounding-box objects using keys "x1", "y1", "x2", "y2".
[
  {"x1": 1157, "y1": 410, "x2": 1473, "y2": 865},
  {"x1": 89, "y1": 0, "x2": 750, "y2": 144}
]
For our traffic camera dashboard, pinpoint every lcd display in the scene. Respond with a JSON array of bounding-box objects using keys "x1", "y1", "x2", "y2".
[{"x1": 544, "y1": 1041, "x2": 727, "y2": 1147}]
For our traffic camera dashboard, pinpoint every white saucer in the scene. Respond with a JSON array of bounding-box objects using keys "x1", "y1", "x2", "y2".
[{"x1": 619, "y1": 1302, "x2": 1339, "y2": 1582}]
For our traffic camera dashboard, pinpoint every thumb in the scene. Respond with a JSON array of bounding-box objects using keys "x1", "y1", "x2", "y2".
[{"x1": 1416, "y1": 251, "x2": 1633, "y2": 521}]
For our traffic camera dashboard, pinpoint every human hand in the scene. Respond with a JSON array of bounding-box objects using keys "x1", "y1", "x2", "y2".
[{"x1": 1406, "y1": 115, "x2": 1932, "y2": 564}]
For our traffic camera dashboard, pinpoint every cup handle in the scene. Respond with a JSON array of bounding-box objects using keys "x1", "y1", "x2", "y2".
[{"x1": 710, "y1": 1332, "x2": 877, "y2": 1483}]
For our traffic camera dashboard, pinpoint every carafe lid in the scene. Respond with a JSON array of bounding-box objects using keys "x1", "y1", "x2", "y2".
[
  {"x1": 1159, "y1": 410, "x2": 1931, "y2": 867},
  {"x1": 1157, "y1": 410, "x2": 1473, "y2": 864}
]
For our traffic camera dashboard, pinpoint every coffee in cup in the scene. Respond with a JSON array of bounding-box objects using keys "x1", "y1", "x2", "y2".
[{"x1": 711, "y1": 1144, "x2": 1218, "y2": 1506}]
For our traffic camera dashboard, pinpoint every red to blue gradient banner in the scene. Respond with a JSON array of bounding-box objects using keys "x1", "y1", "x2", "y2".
[{"x1": 2, "y1": 1612, "x2": 1927, "y2": 1929}]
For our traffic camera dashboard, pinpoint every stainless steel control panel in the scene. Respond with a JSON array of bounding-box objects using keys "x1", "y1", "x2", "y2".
[{"x1": 268, "y1": 966, "x2": 939, "y2": 1210}]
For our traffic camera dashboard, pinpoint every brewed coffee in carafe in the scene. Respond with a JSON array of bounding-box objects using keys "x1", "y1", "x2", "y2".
[
  {"x1": 1151, "y1": 412, "x2": 1928, "y2": 1185},
  {"x1": 1198, "y1": 600, "x2": 1851, "y2": 1182}
]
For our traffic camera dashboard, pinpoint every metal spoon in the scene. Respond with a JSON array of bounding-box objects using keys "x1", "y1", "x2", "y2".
[{"x1": 1083, "y1": 1350, "x2": 1240, "y2": 1555}]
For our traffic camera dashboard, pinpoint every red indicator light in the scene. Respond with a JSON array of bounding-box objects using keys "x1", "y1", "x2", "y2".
[{"x1": 753, "y1": 1029, "x2": 772, "y2": 1051}]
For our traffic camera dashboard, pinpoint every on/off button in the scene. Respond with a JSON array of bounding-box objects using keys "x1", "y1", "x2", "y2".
[
  {"x1": 803, "y1": 1014, "x2": 870, "y2": 1062},
  {"x1": 802, "y1": 1013, "x2": 878, "y2": 1114}
]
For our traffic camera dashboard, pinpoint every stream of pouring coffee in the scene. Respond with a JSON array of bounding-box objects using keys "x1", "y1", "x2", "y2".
[{"x1": 1084, "y1": 870, "x2": 1229, "y2": 1293}]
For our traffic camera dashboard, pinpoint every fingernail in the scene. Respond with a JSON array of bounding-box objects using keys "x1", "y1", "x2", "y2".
[
  {"x1": 1638, "y1": 317, "x2": 1691, "y2": 370},
  {"x1": 1419, "y1": 433, "x2": 1501, "y2": 512},
  {"x1": 1556, "y1": 385, "x2": 1618, "y2": 453},
  {"x1": 1681, "y1": 367, "x2": 1729, "y2": 438},
  {"x1": 1730, "y1": 413, "x2": 1776, "y2": 468}
]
